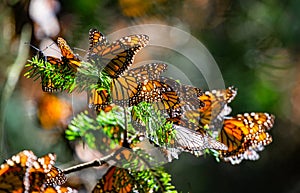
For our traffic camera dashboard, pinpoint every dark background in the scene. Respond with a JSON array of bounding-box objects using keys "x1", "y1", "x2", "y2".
[{"x1": 0, "y1": 0, "x2": 299, "y2": 192}]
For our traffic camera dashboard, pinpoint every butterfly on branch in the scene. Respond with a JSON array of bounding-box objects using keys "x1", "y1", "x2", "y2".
[
  {"x1": 181, "y1": 87, "x2": 274, "y2": 164},
  {"x1": 87, "y1": 28, "x2": 177, "y2": 112},
  {"x1": 46, "y1": 37, "x2": 82, "y2": 71},
  {"x1": 28, "y1": 37, "x2": 81, "y2": 92},
  {"x1": 128, "y1": 79, "x2": 181, "y2": 113},
  {"x1": 183, "y1": 86, "x2": 237, "y2": 131},
  {"x1": 218, "y1": 112, "x2": 275, "y2": 164},
  {"x1": 88, "y1": 63, "x2": 168, "y2": 112},
  {"x1": 159, "y1": 76, "x2": 205, "y2": 118},
  {"x1": 87, "y1": 28, "x2": 149, "y2": 78},
  {"x1": 92, "y1": 163, "x2": 176, "y2": 193},
  {"x1": 131, "y1": 103, "x2": 228, "y2": 162}
]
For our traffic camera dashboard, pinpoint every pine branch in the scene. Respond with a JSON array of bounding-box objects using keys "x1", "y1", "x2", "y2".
[
  {"x1": 24, "y1": 56, "x2": 112, "y2": 93},
  {"x1": 24, "y1": 56, "x2": 76, "y2": 92}
]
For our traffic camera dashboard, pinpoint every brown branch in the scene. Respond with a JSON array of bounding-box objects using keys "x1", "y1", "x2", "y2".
[
  {"x1": 62, "y1": 147, "x2": 127, "y2": 174},
  {"x1": 63, "y1": 152, "x2": 114, "y2": 174}
]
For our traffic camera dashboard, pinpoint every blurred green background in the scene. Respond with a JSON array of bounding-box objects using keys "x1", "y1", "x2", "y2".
[{"x1": 0, "y1": 0, "x2": 299, "y2": 192}]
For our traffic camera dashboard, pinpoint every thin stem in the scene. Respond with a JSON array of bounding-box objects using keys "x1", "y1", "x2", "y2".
[
  {"x1": 62, "y1": 148, "x2": 123, "y2": 174},
  {"x1": 63, "y1": 159, "x2": 106, "y2": 174}
]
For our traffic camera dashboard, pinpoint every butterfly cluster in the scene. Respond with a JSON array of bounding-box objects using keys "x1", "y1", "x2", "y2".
[
  {"x1": 24, "y1": 28, "x2": 275, "y2": 192},
  {"x1": 0, "y1": 150, "x2": 76, "y2": 193}
]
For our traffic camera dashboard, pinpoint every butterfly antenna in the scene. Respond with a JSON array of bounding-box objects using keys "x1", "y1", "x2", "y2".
[
  {"x1": 24, "y1": 42, "x2": 46, "y2": 60},
  {"x1": 25, "y1": 42, "x2": 54, "y2": 52},
  {"x1": 24, "y1": 42, "x2": 40, "y2": 51}
]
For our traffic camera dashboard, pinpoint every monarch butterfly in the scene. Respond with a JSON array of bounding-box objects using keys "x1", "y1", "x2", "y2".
[
  {"x1": 131, "y1": 107, "x2": 227, "y2": 161},
  {"x1": 219, "y1": 112, "x2": 274, "y2": 164},
  {"x1": 88, "y1": 63, "x2": 168, "y2": 112},
  {"x1": 111, "y1": 63, "x2": 168, "y2": 105},
  {"x1": 0, "y1": 150, "x2": 36, "y2": 192},
  {"x1": 88, "y1": 29, "x2": 109, "y2": 49},
  {"x1": 171, "y1": 123, "x2": 228, "y2": 155},
  {"x1": 0, "y1": 150, "x2": 76, "y2": 192},
  {"x1": 159, "y1": 76, "x2": 203, "y2": 105},
  {"x1": 88, "y1": 28, "x2": 149, "y2": 78},
  {"x1": 87, "y1": 29, "x2": 181, "y2": 112},
  {"x1": 182, "y1": 87, "x2": 275, "y2": 164},
  {"x1": 92, "y1": 166, "x2": 133, "y2": 193},
  {"x1": 36, "y1": 37, "x2": 81, "y2": 92},
  {"x1": 183, "y1": 86, "x2": 238, "y2": 131},
  {"x1": 27, "y1": 153, "x2": 66, "y2": 192},
  {"x1": 47, "y1": 37, "x2": 81, "y2": 70},
  {"x1": 159, "y1": 76, "x2": 204, "y2": 118},
  {"x1": 129, "y1": 79, "x2": 180, "y2": 112},
  {"x1": 89, "y1": 88, "x2": 111, "y2": 112}
]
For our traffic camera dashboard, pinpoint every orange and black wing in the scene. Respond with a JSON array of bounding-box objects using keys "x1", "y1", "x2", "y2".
[
  {"x1": 0, "y1": 150, "x2": 70, "y2": 192},
  {"x1": 88, "y1": 63, "x2": 168, "y2": 112},
  {"x1": 28, "y1": 153, "x2": 56, "y2": 192},
  {"x1": 38, "y1": 153, "x2": 67, "y2": 187},
  {"x1": 183, "y1": 86, "x2": 237, "y2": 130},
  {"x1": 128, "y1": 80, "x2": 180, "y2": 111},
  {"x1": 159, "y1": 76, "x2": 204, "y2": 118},
  {"x1": 92, "y1": 166, "x2": 133, "y2": 193},
  {"x1": 219, "y1": 112, "x2": 274, "y2": 164},
  {"x1": 88, "y1": 88, "x2": 111, "y2": 112},
  {"x1": 57, "y1": 37, "x2": 81, "y2": 70},
  {"x1": 43, "y1": 186, "x2": 77, "y2": 193},
  {"x1": 88, "y1": 28, "x2": 149, "y2": 78},
  {"x1": 0, "y1": 150, "x2": 36, "y2": 192},
  {"x1": 28, "y1": 153, "x2": 67, "y2": 192},
  {"x1": 89, "y1": 28, "x2": 109, "y2": 49},
  {"x1": 111, "y1": 63, "x2": 168, "y2": 106}
]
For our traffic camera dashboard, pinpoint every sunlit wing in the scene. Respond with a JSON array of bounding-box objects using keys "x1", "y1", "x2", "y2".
[
  {"x1": 57, "y1": 37, "x2": 81, "y2": 70},
  {"x1": 88, "y1": 63, "x2": 168, "y2": 112},
  {"x1": 183, "y1": 86, "x2": 237, "y2": 131},
  {"x1": 159, "y1": 76, "x2": 204, "y2": 118},
  {"x1": 219, "y1": 112, "x2": 275, "y2": 164},
  {"x1": 92, "y1": 166, "x2": 133, "y2": 193},
  {"x1": 87, "y1": 28, "x2": 149, "y2": 78},
  {"x1": 0, "y1": 150, "x2": 73, "y2": 192}
]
